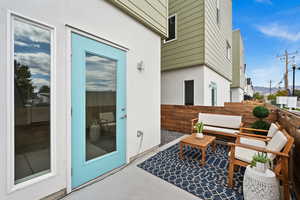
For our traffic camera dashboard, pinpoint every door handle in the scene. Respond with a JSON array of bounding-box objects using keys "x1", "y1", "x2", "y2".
[{"x1": 120, "y1": 114, "x2": 127, "y2": 119}]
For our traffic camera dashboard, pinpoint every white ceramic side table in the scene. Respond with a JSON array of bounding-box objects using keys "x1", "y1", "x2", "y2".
[{"x1": 243, "y1": 165, "x2": 280, "y2": 200}]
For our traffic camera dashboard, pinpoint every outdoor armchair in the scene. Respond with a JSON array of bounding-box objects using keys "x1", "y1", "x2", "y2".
[{"x1": 228, "y1": 129, "x2": 294, "y2": 200}]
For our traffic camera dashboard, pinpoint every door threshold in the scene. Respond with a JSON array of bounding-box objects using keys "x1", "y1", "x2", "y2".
[
  {"x1": 71, "y1": 163, "x2": 127, "y2": 193},
  {"x1": 62, "y1": 163, "x2": 127, "y2": 199}
]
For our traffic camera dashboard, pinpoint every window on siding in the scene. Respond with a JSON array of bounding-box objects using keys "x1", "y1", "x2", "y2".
[
  {"x1": 165, "y1": 15, "x2": 176, "y2": 42},
  {"x1": 184, "y1": 80, "x2": 194, "y2": 105},
  {"x1": 226, "y1": 41, "x2": 231, "y2": 60},
  {"x1": 210, "y1": 82, "x2": 217, "y2": 106},
  {"x1": 216, "y1": 0, "x2": 220, "y2": 25}
]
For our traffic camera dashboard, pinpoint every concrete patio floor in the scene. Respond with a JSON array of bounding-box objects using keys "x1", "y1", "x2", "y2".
[{"x1": 63, "y1": 135, "x2": 199, "y2": 200}]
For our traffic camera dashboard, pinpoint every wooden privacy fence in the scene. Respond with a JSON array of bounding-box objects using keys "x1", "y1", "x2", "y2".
[
  {"x1": 161, "y1": 102, "x2": 300, "y2": 198},
  {"x1": 276, "y1": 109, "x2": 300, "y2": 197},
  {"x1": 161, "y1": 102, "x2": 278, "y2": 134}
]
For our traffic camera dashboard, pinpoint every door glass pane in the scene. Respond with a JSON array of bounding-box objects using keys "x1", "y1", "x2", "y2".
[
  {"x1": 85, "y1": 52, "x2": 117, "y2": 161},
  {"x1": 14, "y1": 18, "x2": 51, "y2": 183}
]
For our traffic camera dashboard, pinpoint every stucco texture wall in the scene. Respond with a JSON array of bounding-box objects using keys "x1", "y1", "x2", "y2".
[
  {"x1": 0, "y1": 0, "x2": 161, "y2": 199},
  {"x1": 161, "y1": 65, "x2": 230, "y2": 106}
]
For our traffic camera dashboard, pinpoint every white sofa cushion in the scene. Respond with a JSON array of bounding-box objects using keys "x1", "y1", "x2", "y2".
[
  {"x1": 198, "y1": 113, "x2": 242, "y2": 129},
  {"x1": 99, "y1": 112, "x2": 115, "y2": 123},
  {"x1": 266, "y1": 130, "x2": 288, "y2": 160},
  {"x1": 203, "y1": 125, "x2": 239, "y2": 135},
  {"x1": 267, "y1": 123, "x2": 279, "y2": 137},
  {"x1": 240, "y1": 137, "x2": 266, "y2": 148}
]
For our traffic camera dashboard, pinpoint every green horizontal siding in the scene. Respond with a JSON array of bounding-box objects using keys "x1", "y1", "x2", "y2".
[
  {"x1": 231, "y1": 30, "x2": 245, "y2": 88},
  {"x1": 109, "y1": 0, "x2": 168, "y2": 37},
  {"x1": 204, "y1": 0, "x2": 232, "y2": 80},
  {"x1": 161, "y1": 0, "x2": 205, "y2": 71}
]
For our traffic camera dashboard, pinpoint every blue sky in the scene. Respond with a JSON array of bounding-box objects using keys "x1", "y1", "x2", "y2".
[{"x1": 233, "y1": 0, "x2": 300, "y2": 87}]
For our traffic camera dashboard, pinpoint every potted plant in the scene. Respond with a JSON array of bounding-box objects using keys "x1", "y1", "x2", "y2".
[
  {"x1": 250, "y1": 152, "x2": 270, "y2": 173},
  {"x1": 89, "y1": 119, "x2": 100, "y2": 142},
  {"x1": 194, "y1": 122, "x2": 204, "y2": 139}
]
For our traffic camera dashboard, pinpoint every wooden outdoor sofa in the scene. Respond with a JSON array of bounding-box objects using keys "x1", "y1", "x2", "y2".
[{"x1": 191, "y1": 113, "x2": 243, "y2": 138}]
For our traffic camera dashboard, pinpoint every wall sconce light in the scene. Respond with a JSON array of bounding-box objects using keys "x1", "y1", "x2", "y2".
[{"x1": 137, "y1": 61, "x2": 145, "y2": 72}]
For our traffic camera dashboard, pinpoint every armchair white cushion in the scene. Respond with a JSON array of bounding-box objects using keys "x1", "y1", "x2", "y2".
[
  {"x1": 240, "y1": 137, "x2": 266, "y2": 148},
  {"x1": 266, "y1": 130, "x2": 288, "y2": 160},
  {"x1": 234, "y1": 147, "x2": 258, "y2": 163},
  {"x1": 234, "y1": 130, "x2": 287, "y2": 163},
  {"x1": 240, "y1": 123, "x2": 280, "y2": 148},
  {"x1": 231, "y1": 138, "x2": 265, "y2": 163},
  {"x1": 267, "y1": 123, "x2": 279, "y2": 137}
]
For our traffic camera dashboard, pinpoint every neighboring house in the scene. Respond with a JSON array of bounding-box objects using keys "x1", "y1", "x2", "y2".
[
  {"x1": 245, "y1": 77, "x2": 254, "y2": 97},
  {"x1": 0, "y1": 1, "x2": 167, "y2": 199},
  {"x1": 161, "y1": 0, "x2": 232, "y2": 106},
  {"x1": 231, "y1": 29, "x2": 246, "y2": 102}
]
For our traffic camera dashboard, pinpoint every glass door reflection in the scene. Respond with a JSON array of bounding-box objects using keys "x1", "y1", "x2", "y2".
[{"x1": 85, "y1": 52, "x2": 117, "y2": 161}]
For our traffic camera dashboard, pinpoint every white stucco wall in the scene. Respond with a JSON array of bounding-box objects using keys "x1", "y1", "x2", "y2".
[
  {"x1": 161, "y1": 66, "x2": 205, "y2": 105},
  {"x1": 245, "y1": 84, "x2": 254, "y2": 97},
  {"x1": 161, "y1": 65, "x2": 230, "y2": 106},
  {"x1": 0, "y1": 0, "x2": 161, "y2": 199},
  {"x1": 231, "y1": 88, "x2": 244, "y2": 102},
  {"x1": 202, "y1": 66, "x2": 231, "y2": 106}
]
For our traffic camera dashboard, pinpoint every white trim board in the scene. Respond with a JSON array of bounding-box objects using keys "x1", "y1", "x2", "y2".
[
  {"x1": 65, "y1": 24, "x2": 129, "y2": 52},
  {"x1": 164, "y1": 13, "x2": 177, "y2": 44}
]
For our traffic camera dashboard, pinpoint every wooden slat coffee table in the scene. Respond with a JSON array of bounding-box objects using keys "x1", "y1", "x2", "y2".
[{"x1": 179, "y1": 133, "x2": 216, "y2": 166}]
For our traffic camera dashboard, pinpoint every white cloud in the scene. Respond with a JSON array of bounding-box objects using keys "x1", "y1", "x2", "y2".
[
  {"x1": 15, "y1": 41, "x2": 40, "y2": 48},
  {"x1": 14, "y1": 19, "x2": 50, "y2": 44},
  {"x1": 255, "y1": 0, "x2": 272, "y2": 4},
  {"x1": 247, "y1": 56, "x2": 284, "y2": 87},
  {"x1": 15, "y1": 41, "x2": 28, "y2": 47},
  {"x1": 86, "y1": 55, "x2": 113, "y2": 63},
  {"x1": 86, "y1": 54, "x2": 116, "y2": 91},
  {"x1": 15, "y1": 52, "x2": 50, "y2": 76},
  {"x1": 256, "y1": 23, "x2": 300, "y2": 41}
]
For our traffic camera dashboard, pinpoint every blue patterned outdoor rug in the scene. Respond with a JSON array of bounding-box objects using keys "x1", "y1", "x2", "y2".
[{"x1": 138, "y1": 143, "x2": 245, "y2": 200}]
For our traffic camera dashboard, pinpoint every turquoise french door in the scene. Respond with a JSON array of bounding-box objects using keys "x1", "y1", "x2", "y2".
[{"x1": 71, "y1": 33, "x2": 126, "y2": 188}]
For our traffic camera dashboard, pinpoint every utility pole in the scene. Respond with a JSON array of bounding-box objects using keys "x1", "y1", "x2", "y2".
[
  {"x1": 269, "y1": 80, "x2": 272, "y2": 95},
  {"x1": 277, "y1": 50, "x2": 298, "y2": 90},
  {"x1": 292, "y1": 64, "x2": 300, "y2": 96}
]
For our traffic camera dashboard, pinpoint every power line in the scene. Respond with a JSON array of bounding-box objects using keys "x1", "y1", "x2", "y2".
[{"x1": 277, "y1": 50, "x2": 298, "y2": 90}]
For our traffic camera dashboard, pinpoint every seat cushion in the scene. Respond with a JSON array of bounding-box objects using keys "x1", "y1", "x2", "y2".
[
  {"x1": 203, "y1": 125, "x2": 239, "y2": 135},
  {"x1": 240, "y1": 137, "x2": 266, "y2": 148},
  {"x1": 266, "y1": 130, "x2": 288, "y2": 160},
  {"x1": 267, "y1": 123, "x2": 279, "y2": 137},
  {"x1": 198, "y1": 113, "x2": 242, "y2": 129},
  {"x1": 229, "y1": 147, "x2": 258, "y2": 163}
]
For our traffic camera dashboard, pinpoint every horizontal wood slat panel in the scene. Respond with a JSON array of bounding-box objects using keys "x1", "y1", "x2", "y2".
[
  {"x1": 161, "y1": 103, "x2": 278, "y2": 134},
  {"x1": 276, "y1": 108, "x2": 300, "y2": 198}
]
